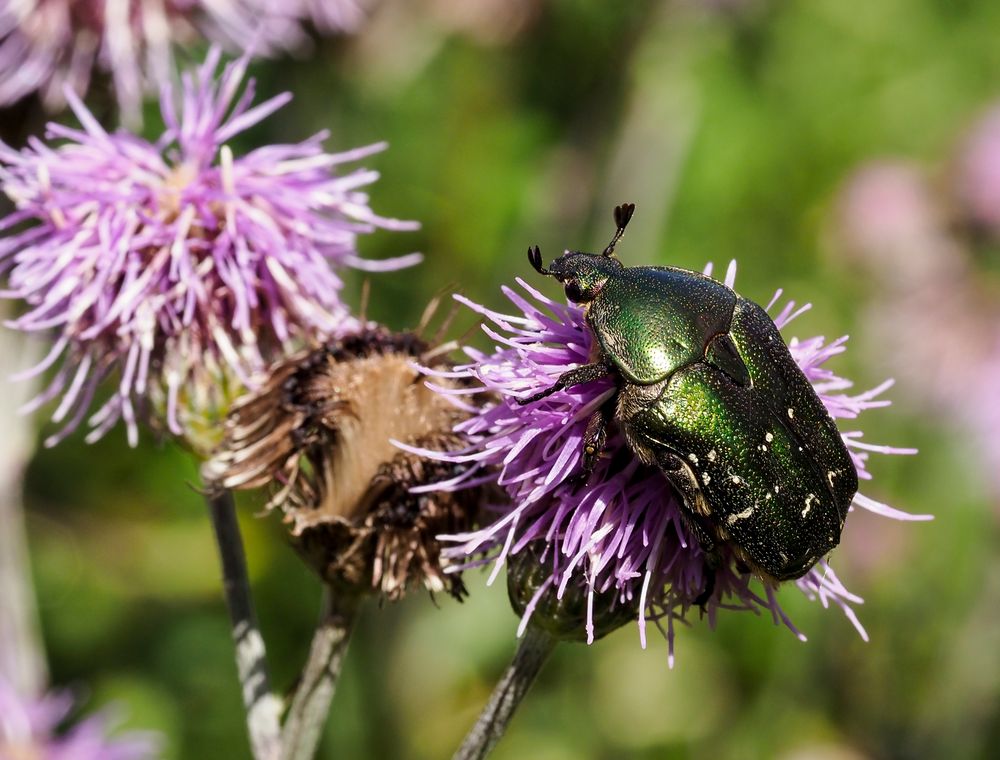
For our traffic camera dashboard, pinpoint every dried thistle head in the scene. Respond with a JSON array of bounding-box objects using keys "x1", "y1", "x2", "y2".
[{"x1": 209, "y1": 324, "x2": 483, "y2": 601}]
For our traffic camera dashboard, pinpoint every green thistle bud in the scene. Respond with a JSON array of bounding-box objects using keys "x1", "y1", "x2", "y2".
[{"x1": 507, "y1": 542, "x2": 637, "y2": 644}]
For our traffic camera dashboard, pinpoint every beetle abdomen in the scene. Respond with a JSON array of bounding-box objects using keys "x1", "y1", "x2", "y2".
[
  {"x1": 727, "y1": 298, "x2": 858, "y2": 522},
  {"x1": 628, "y1": 361, "x2": 847, "y2": 581}
]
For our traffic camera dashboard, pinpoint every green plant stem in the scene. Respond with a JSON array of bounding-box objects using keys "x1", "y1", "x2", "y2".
[
  {"x1": 203, "y1": 470, "x2": 281, "y2": 760},
  {"x1": 281, "y1": 586, "x2": 358, "y2": 760},
  {"x1": 452, "y1": 625, "x2": 557, "y2": 760}
]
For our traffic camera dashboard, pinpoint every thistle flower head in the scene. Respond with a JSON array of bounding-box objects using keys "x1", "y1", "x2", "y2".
[
  {"x1": 0, "y1": 0, "x2": 317, "y2": 123},
  {"x1": 0, "y1": 48, "x2": 418, "y2": 450},
  {"x1": 0, "y1": 677, "x2": 158, "y2": 760},
  {"x1": 413, "y1": 262, "x2": 930, "y2": 659},
  {"x1": 208, "y1": 323, "x2": 486, "y2": 600}
]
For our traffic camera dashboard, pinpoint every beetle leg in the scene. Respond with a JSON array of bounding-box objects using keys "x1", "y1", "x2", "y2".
[
  {"x1": 648, "y1": 448, "x2": 721, "y2": 610},
  {"x1": 577, "y1": 394, "x2": 617, "y2": 480},
  {"x1": 683, "y1": 519, "x2": 720, "y2": 612},
  {"x1": 693, "y1": 561, "x2": 717, "y2": 611},
  {"x1": 651, "y1": 449, "x2": 713, "y2": 518},
  {"x1": 516, "y1": 361, "x2": 612, "y2": 406}
]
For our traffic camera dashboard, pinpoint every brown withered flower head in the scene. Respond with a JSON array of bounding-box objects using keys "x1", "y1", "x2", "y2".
[{"x1": 207, "y1": 324, "x2": 485, "y2": 601}]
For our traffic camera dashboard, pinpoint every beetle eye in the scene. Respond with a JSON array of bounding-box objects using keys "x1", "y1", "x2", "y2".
[{"x1": 564, "y1": 281, "x2": 584, "y2": 302}]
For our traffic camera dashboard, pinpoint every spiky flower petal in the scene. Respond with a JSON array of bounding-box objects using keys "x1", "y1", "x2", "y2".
[
  {"x1": 0, "y1": 49, "x2": 418, "y2": 449},
  {"x1": 412, "y1": 262, "x2": 930, "y2": 661}
]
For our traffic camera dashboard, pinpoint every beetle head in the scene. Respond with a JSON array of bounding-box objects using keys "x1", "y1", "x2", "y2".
[
  {"x1": 529, "y1": 248, "x2": 623, "y2": 303},
  {"x1": 527, "y1": 202, "x2": 635, "y2": 304}
]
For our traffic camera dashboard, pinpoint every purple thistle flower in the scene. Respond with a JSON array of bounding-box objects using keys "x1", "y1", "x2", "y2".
[
  {"x1": 408, "y1": 262, "x2": 930, "y2": 663},
  {"x1": 0, "y1": 48, "x2": 418, "y2": 449},
  {"x1": 0, "y1": 0, "x2": 314, "y2": 123},
  {"x1": 0, "y1": 677, "x2": 159, "y2": 760}
]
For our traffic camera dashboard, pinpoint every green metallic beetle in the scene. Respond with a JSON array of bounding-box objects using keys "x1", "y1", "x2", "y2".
[{"x1": 519, "y1": 203, "x2": 858, "y2": 598}]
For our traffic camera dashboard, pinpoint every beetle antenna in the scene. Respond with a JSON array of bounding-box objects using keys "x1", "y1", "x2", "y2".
[
  {"x1": 528, "y1": 245, "x2": 550, "y2": 275},
  {"x1": 602, "y1": 202, "x2": 635, "y2": 257}
]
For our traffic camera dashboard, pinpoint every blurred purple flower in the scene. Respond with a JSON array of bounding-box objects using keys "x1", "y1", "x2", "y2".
[
  {"x1": 0, "y1": 0, "x2": 316, "y2": 124},
  {"x1": 409, "y1": 262, "x2": 929, "y2": 662},
  {"x1": 955, "y1": 103, "x2": 1000, "y2": 235},
  {"x1": 838, "y1": 158, "x2": 1000, "y2": 502},
  {"x1": 277, "y1": 0, "x2": 368, "y2": 33},
  {"x1": 836, "y1": 161, "x2": 951, "y2": 288},
  {"x1": 0, "y1": 48, "x2": 418, "y2": 449},
  {"x1": 0, "y1": 678, "x2": 158, "y2": 760}
]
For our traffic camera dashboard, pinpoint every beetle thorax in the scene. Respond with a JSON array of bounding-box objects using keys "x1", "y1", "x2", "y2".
[{"x1": 548, "y1": 252, "x2": 624, "y2": 304}]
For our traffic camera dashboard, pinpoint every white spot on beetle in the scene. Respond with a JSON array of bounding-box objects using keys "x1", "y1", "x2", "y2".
[
  {"x1": 765, "y1": 493, "x2": 772, "y2": 501},
  {"x1": 702, "y1": 473, "x2": 711, "y2": 485},
  {"x1": 827, "y1": 470, "x2": 837, "y2": 488},
  {"x1": 731, "y1": 474, "x2": 742, "y2": 485},
  {"x1": 726, "y1": 505, "x2": 756, "y2": 525},
  {"x1": 802, "y1": 493, "x2": 817, "y2": 518},
  {"x1": 765, "y1": 432, "x2": 774, "y2": 443},
  {"x1": 779, "y1": 551, "x2": 789, "y2": 563},
  {"x1": 707, "y1": 449, "x2": 717, "y2": 462},
  {"x1": 787, "y1": 407, "x2": 795, "y2": 419},
  {"x1": 688, "y1": 453, "x2": 699, "y2": 465},
  {"x1": 774, "y1": 484, "x2": 780, "y2": 494}
]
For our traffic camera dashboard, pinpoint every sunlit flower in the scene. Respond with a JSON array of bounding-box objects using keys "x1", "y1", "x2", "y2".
[
  {"x1": 207, "y1": 323, "x2": 486, "y2": 600},
  {"x1": 0, "y1": 677, "x2": 158, "y2": 760},
  {"x1": 0, "y1": 48, "x2": 418, "y2": 450},
  {"x1": 411, "y1": 262, "x2": 930, "y2": 661}
]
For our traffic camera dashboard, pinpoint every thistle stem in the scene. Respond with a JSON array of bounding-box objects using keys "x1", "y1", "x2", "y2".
[
  {"x1": 281, "y1": 586, "x2": 358, "y2": 760},
  {"x1": 452, "y1": 625, "x2": 557, "y2": 760},
  {"x1": 203, "y1": 470, "x2": 282, "y2": 760},
  {"x1": 0, "y1": 324, "x2": 46, "y2": 696},
  {"x1": 0, "y1": 465, "x2": 46, "y2": 697}
]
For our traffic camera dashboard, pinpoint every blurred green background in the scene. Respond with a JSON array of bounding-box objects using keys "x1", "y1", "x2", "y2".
[{"x1": 8, "y1": 0, "x2": 1000, "y2": 758}]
